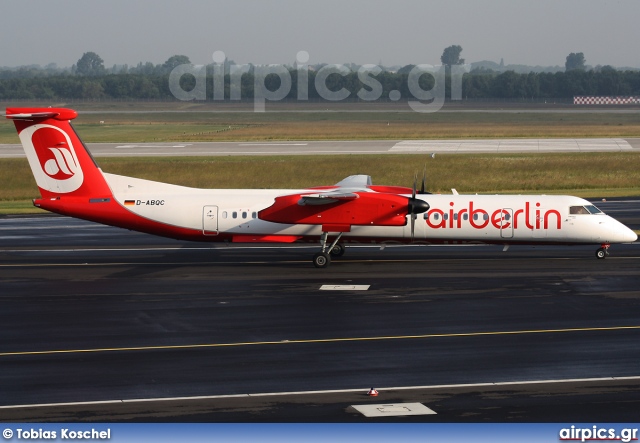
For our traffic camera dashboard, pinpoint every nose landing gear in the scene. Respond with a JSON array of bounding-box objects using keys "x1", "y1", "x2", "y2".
[{"x1": 595, "y1": 243, "x2": 610, "y2": 259}]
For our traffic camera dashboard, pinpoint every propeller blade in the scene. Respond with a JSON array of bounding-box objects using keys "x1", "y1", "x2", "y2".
[
  {"x1": 412, "y1": 174, "x2": 417, "y2": 200},
  {"x1": 411, "y1": 213, "x2": 416, "y2": 241},
  {"x1": 408, "y1": 173, "x2": 429, "y2": 242},
  {"x1": 420, "y1": 165, "x2": 426, "y2": 194},
  {"x1": 407, "y1": 174, "x2": 429, "y2": 212}
]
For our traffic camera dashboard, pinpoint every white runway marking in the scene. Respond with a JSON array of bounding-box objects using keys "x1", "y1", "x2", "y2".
[
  {"x1": 350, "y1": 403, "x2": 437, "y2": 417},
  {"x1": 320, "y1": 285, "x2": 370, "y2": 291},
  {"x1": 238, "y1": 143, "x2": 308, "y2": 146},
  {"x1": 115, "y1": 144, "x2": 191, "y2": 149},
  {"x1": 390, "y1": 138, "x2": 633, "y2": 153},
  {"x1": 1, "y1": 375, "x2": 639, "y2": 410},
  {"x1": 90, "y1": 150, "x2": 387, "y2": 156}
]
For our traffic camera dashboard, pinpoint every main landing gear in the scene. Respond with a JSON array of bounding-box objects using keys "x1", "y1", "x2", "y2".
[
  {"x1": 313, "y1": 232, "x2": 345, "y2": 268},
  {"x1": 595, "y1": 243, "x2": 610, "y2": 259}
]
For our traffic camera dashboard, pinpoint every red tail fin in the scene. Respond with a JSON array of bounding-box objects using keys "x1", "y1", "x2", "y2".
[
  {"x1": 6, "y1": 107, "x2": 200, "y2": 239},
  {"x1": 6, "y1": 107, "x2": 112, "y2": 199}
]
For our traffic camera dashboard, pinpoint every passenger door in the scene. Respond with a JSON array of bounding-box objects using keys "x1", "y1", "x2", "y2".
[
  {"x1": 203, "y1": 205, "x2": 218, "y2": 236},
  {"x1": 500, "y1": 208, "x2": 513, "y2": 239}
]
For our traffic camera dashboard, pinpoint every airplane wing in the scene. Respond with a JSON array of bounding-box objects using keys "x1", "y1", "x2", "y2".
[
  {"x1": 298, "y1": 192, "x2": 359, "y2": 206},
  {"x1": 297, "y1": 174, "x2": 370, "y2": 205},
  {"x1": 258, "y1": 175, "x2": 429, "y2": 231}
]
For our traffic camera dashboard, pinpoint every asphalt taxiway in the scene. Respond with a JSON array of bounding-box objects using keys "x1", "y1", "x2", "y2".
[
  {"x1": 0, "y1": 199, "x2": 639, "y2": 422},
  {"x1": 0, "y1": 138, "x2": 638, "y2": 158}
]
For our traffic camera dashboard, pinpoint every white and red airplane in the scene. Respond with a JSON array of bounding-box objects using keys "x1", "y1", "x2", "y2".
[{"x1": 5, "y1": 107, "x2": 637, "y2": 267}]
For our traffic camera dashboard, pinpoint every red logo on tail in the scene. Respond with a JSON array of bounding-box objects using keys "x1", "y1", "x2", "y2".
[
  {"x1": 20, "y1": 124, "x2": 84, "y2": 194},
  {"x1": 31, "y1": 127, "x2": 79, "y2": 179}
]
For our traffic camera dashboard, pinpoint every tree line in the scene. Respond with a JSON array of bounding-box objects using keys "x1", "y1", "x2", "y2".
[
  {"x1": 2, "y1": 50, "x2": 639, "y2": 101},
  {"x1": 3, "y1": 68, "x2": 640, "y2": 101}
]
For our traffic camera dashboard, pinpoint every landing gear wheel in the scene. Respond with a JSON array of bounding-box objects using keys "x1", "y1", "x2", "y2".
[
  {"x1": 595, "y1": 248, "x2": 607, "y2": 259},
  {"x1": 329, "y1": 243, "x2": 345, "y2": 257},
  {"x1": 313, "y1": 252, "x2": 331, "y2": 268}
]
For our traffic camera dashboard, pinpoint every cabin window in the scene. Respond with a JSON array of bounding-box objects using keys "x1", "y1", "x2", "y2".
[
  {"x1": 473, "y1": 214, "x2": 478, "y2": 221},
  {"x1": 252, "y1": 212, "x2": 257, "y2": 219},
  {"x1": 232, "y1": 211, "x2": 238, "y2": 219},
  {"x1": 570, "y1": 206, "x2": 590, "y2": 215},
  {"x1": 453, "y1": 213, "x2": 458, "y2": 221},
  {"x1": 443, "y1": 214, "x2": 448, "y2": 221},
  {"x1": 222, "y1": 211, "x2": 228, "y2": 219},
  {"x1": 463, "y1": 214, "x2": 468, "y2": 221},
  {"x1": 242, "y1": 212, "x2": 247, "y2": 219},
  {"x1": 432, "y1": 213, "x2": 440, "y2": 221}
]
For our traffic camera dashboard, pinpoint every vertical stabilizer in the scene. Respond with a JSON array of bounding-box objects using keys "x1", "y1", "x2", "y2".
[{"x1": 6, "y1": 108, "x2": 112, "y2": 199}]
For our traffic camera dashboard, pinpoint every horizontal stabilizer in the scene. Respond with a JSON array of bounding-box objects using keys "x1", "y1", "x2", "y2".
[
  {"x1": 5, "y1": 112, "x2": 60, "y2": 120},
  {"x1": 5, "y1": 108, "x2": 78, "y2": 121}
]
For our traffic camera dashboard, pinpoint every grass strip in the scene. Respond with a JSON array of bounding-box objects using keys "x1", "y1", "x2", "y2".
[{"x1": 2, "y1": 111, "x2": 640, "y2": 143}]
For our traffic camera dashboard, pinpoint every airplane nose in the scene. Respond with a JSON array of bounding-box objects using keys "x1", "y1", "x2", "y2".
[
  {"x1": 624, "y1": 228, "x2": 638, "y2": 243},
  {"x1": 606, "y1": 216, "x2": 638, "y2": 243},
  {"x1": 615, "y1": 223, "x2": 638, "y2": 243}
]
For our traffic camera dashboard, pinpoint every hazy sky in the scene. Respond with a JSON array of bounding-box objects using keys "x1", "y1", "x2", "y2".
[{"x1": 2, "y1": 0, "x2": 640, "y2": 68}]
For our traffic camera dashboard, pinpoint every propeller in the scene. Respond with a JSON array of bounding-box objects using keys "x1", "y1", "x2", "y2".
[
  {"x1": 418, "y1": 164, "x2": 432, "y2": 194},
  {"x1": 407, "y1": 174, "x2": 430, "y2": 241}
]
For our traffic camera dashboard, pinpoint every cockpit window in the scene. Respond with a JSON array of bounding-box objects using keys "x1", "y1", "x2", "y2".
[
  {"x1": 570, "y1": 206, "x2": 589, "y2": 214},
  {"x1": 570, "y1": 205, "x2": 603, "y2": 215},
  {"x1": 584, "y1": 205, "x2": 603, "y2": 214}
]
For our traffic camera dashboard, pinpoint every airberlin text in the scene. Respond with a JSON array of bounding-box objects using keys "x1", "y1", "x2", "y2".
[
  {"x1": 13, "y1": 428, "x2": 111, "y2": 440},
  {"x1": 425, "y1": 201, "x2": 562, "y2": 230}
]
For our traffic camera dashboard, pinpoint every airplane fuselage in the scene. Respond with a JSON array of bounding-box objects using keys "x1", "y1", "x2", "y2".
[{"x1": 33, "y1": 172, "x2": 634, "y2": 248}]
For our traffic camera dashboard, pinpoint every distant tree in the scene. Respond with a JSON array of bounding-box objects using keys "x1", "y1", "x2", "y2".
[
  {"x1": 163, "y1": 55, "x2": 191, "y2": 72},
  {"x1": 597, "y1": 65, "x2": 622, "y2": 95},
  {"x1": 565, "y1": 52, "x2": 586, "y2": 71},
  {"x1": 492, "y1": 70, "x2": 523, "y2": 97},
  {"x1": 81, "y1": 80, "x2": 104, "y2": 98},
  {"x1": 76, "y1": 52, "x2": 105, "y2": 76},
  {"x1": 142, "y1": 61, "x2": 158, "y2": 75},
  {"x1": 441, "y1": 45, "x2": 465, "y2": 66}
]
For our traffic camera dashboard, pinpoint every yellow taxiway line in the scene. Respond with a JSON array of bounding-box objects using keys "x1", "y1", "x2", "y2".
[{"x1": 2, "y1": 325, "x2": 640, "y2": 358}]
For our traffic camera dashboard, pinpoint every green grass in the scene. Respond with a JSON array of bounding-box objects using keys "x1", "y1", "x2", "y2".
[
  {"x1": 0, "y1": 200, "x2": 42, "y2": 214},
  {"x1": 67, "y1": 123, "x2": 246, "y2": 143},
  {"x1": 2, "y1": 152, "x2": 639, "y2": 214},
  {"x1": 2, "y1": 110, "x2": 640, "y2": 143},
  {"x1": 67, "y1": 111, "x2": 640, "y2": 141}
]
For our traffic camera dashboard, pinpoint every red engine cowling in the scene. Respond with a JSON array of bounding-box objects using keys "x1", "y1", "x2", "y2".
[{"x1": 259, "y1": 192, "x2": 410, "y2": 230}]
